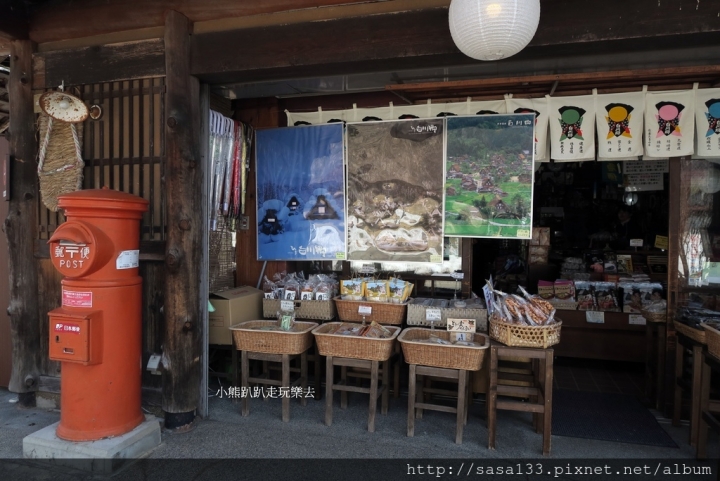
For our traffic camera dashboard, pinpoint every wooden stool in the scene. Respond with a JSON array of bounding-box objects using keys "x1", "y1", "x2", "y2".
[
  {"x1": 645, "y1": 320, "x2": 667, "y2": 410},
  {"x1": 342, "y1": 345, "x2": 402, "y2": 399},
  {"x1": 487, "y1": 343, "x2": 554, "y2": 455},
  {"x1": 407, "y1": 364, "x2": 470, "y2": 444},
  {"x1": 673, "y1": 332, "x2": 706, "y2": 446},
  {"x1": 264, "y1": 342, "x2": 323, "y2": 400},
  {"x1": 325, "y1": 356, "x2": 389, "y2": 432},
  {"x1": 240, "y1": 350, "x2": 308, "y2": 422}
]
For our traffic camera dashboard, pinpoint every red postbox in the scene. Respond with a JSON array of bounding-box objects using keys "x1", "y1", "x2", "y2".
[{"x1": 47, "y1": 188, "x2": 149, "y2": 442}]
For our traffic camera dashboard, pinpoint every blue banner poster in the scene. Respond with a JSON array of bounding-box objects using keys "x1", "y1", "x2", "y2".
[
  {"x1": 256, "y1": 124, "x2": 346, "y2": 261},
  {"x1": 445, "y1": 114, "x2": 535, "y2": 239},
  {"x1": 346, "y1": 119, "x2": 444, "y2": 263}
]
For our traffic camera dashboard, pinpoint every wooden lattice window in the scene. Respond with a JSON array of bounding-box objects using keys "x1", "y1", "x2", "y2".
[{"x1": 37, "y1": 78, "x2": 166, "y2": 253}]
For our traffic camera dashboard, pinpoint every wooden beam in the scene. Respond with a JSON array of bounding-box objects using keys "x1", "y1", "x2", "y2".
[
  {"x1": 32, "y1": 38, "x2": 165, "y2": 90},
  {"x1": 162, "y1": 10, "x2": 203, "y2": 428},
  {"x1": 6, "y1": 40, "x2": 41, "y2": 406},
  {"x1": 191, "y1": 3, "x2": 720, "y2": 84}
]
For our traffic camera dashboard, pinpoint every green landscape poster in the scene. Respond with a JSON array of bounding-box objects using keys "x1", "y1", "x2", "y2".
[{"x1": 445, "y1": 114, "x2": 535, "y2": 239}]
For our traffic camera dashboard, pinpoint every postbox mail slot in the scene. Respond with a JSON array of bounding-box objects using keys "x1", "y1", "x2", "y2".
[{"x1": 48, "y1": 309, "x2": 103, "y2": 365}]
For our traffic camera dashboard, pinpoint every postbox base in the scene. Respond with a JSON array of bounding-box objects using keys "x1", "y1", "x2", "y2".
[{"x1": 23, "y1": 414, "x2": 161, "y2": 474}]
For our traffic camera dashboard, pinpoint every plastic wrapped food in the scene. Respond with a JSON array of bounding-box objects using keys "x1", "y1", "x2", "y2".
[
  {"x1": 593, "y1": 282, "x2": 620, "y2": 312},
  {"x1": 283, "y1": 275, "x2": 301, "y2": 301},
  {"x1": 365, "y1": 280, "x2": 389, "y2": 302},
  {"x1": 263, "y1": 276, "x2": 277, "y2": 299},
  {"x1": 575, "y1": 281, "x2": 595, "y2": 310},
  {"x1": 363, "y1": 321, "x2": 391, "y2": 339},
  {"x1": 341, "y1": 279, "x2": 365, "y2": 300}
]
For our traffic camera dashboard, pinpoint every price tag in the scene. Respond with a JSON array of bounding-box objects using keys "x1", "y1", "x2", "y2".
[
  {"x1": 447, "y1": 318, "x2": 476, "y2": 332},
  {"x1": 654, "y1": 235, "x2": 669, "y2": 250},
  {"x1": 358, "y1": 305, "x2": 372, "y2": 316},
  {"x1": 360, "y1": 265, "x2": 376, "y2": 275},
  {"x1": 629, "y1": 314, "x2": 646, "y2": 325},
  {"x1": 630, "y1": 239, "x2": 644, "y2": 247},
  {"x1": 426, "y1": 308, "x2": 442, "y2": 322},
  {"x1": 280, "y1": 300, "x2": 295, "y2": 311},
  {"x1": 451, "y1": 271, "x2": 464, "y2": 280},
  {"x1": 585, "y1": 311, "x2": 605, "y2": 324}
]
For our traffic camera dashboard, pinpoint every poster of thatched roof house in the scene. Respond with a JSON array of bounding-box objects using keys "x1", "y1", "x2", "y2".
[
  {"x1": 445, "y1": 114, "x2": 535, "y2": 239},
  {"x1": 346, "y1": 119, "x2": 444, "y2": 262}
]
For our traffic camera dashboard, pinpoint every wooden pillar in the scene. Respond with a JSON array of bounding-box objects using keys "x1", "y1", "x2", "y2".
[
  {"x1": 163, "y1": 10, "x2": 204, "y2": 429},
  {"x1": 5, "y1": 40, "x2": 41, "y2": 407}
]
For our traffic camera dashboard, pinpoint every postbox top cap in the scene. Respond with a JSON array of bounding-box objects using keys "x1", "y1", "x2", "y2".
[{"x1": 57, "y1": 189, "x2": 149, "y2": 212}]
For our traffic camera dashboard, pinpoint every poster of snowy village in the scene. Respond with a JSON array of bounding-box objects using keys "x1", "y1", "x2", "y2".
[
  {"x1": 444, "y1": 114, "x2": 535, "y2": 239},
  {"x1": 255, "y1": 124, "x2": 346, "y2": 261}
]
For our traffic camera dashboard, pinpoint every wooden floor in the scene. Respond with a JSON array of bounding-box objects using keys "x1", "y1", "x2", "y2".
[{"x1": 553, "y1": 357, "x2": 644, "y2": 396}]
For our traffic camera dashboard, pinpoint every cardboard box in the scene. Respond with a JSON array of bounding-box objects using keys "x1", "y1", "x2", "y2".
[
  {"x1": 531, "y1": 227, "x2": 550, "y2": 246},
  {"x1": 209, "y1": 286, "x2": 263, "y2": 345}
]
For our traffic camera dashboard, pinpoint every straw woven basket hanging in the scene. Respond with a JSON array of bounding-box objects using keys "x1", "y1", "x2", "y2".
[{"x1": 37, "y1": 88, "x2": 87, "y2": 212}]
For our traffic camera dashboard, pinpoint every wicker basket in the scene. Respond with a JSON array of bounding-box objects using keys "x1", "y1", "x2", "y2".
[
  {"x1": 229, "y1": 320, "x2": 318, "y2": 355},
  {"x1": 262, "y1": 298, "x2": 337, "y2": 321},
  {"x1": 489, "y1": 315, "x2": 562, "y2": 349},
  {"x1": 406, "y1": 302, "x2": 488, "y2": 331},
  {"x1": 641, "y1": 309, "x2": 667, "y2": 324},
  {"x1": 398, "y1": 328, "x2": 489, "y2": 371},
  {"x1": 312, "y1": 322, "x2": 400, "y2": 361},
  {"x1": 673, "y1": 321, "x2": 706, "y2": 344},
  {"x1": 702, "y1": 322, "x2": 720, "y2": 359},
  {"x1": 333, "y1": 297, "x2": 407, "y2": 325}
]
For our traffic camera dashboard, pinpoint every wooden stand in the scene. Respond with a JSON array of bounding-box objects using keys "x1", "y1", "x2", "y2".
[
  {"x1": 407, "y1": 364, "x2": 470, "y2": 444},
  {"x1": 240, "y1": 350, "x2": 308, "y2": 422},
  {"x1": 487, "y1": 343, "x2": 554, "y2": 455},
  {"x1": 672, "y1": 332, "x2": 706, "y2": 446},
  {"x1": 324, "y1": 356, "x2": 389, "y2": 432},
  {"x1": 695, "y1": 349, "x2": 720, "y2": 459},
  {"x1": 645, "y1": 321, "x2": 667, "y2": 409}
]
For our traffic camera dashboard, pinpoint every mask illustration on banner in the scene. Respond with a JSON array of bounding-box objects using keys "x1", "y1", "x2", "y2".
[
  {"x1": 705, "y1": 99, "x2": 720, "y2": 137},
  {"x1": 655, "y1": 101, "x2": 684, "y2": 137},
  {"x1": 605, "y1": 103, "x2": 633, "y2": 139},
  {"x1": 514, "y1": 108, "x2": 540, "y2": 142},
  {"x1": 558, "y1": 106, "x2": 586, "y2": 141}
]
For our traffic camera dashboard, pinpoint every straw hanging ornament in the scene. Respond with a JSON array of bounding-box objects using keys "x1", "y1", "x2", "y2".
[{"x1": 37, "y1": 84, "x2": 88, "y2": 211}]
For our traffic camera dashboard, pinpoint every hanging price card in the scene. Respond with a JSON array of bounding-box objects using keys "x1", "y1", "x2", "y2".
[
  {"x1": 358, "y1": 305, "x2": 372, "y2": 316},
  {"x1": 585, "y1": 311, "x2": 605, "y2": 324},
  {"x1": 280, "y1": 300, "x2": 295, "y2": 311},
  {"x1": 451, "y1": 271, "x2": 464, "y2": 280},
  {"x1": 447, "y1": 318, "x2": 476, "y2": 332},
  {"x1": 629, "y1": 314, "x2": 646, "y2": 325},
  {"x1": 426, "y1": 308, "x2": 442, "y2": 322}
]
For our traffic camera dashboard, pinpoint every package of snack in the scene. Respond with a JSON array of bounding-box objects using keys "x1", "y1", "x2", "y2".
[
  {"x1": 300, "y1": 281, "x2": 315, "y2": 301},
  {"x1": 341, "y1": 279, "x2": 365, "y2": 300},
  {"x1": 388, "y1": 278, "x2": 408, "y2": 303},
  {"x1": 575, "y1": 281, "x2": 595, "y2": 310},
  {"x1": 518, "y1": 286, "x2": 555, "y2": 319},
  {"x1": 594, "y1": 282, "x2": 620, "y2": 312},
  {"x1": 363, "y1": 321, "x2": 392, "y2": 339},
  {"x1": 503, "y1": 294, "x2": 529, "y2": 324},
  {"x1": 283, "y1": 274, "x2": 301, "y2": 301},
  {"x1": 365, "y1": 280, "x2": 389, "y2": 302},
  {"x1": 278, "y1": 308, "x2": 295, "y2": 331},
  {"x1": 537, "y1": 281, "x2": 555, "y2": 300},
  {"x1": 314, "y1": 281, "x2": 331, "y2": 301},
  {"x1": 333, "y1": 322, "x2": 366, "y2": 336},
  {"x1": 553, "y1": 280, "x2": 576, "y2": 301},
  {"x1": 262, "y1": 276, "x2": 277, "y2": 299}
]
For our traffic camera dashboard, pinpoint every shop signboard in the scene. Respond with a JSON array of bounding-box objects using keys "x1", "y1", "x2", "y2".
[
  {"x1": 255, "y1": 124, "x2": 346, "y2": 261},
  {"x1": 346, "y1": 119, "x2": 445, "y2": 263},
  {"x1": 444, "y1": 114, "x2": 534, "y2": 239}
]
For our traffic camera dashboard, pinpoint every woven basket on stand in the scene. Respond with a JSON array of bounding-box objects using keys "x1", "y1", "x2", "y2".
[
  {"x1": 229, "y1": 320, "x2": 318, "y2": 355},
  {"x1": 333, "y1": 297, "x2": 407, "y2": 325},
  {"x1": 489, "y1": 314, "x2": 562, "y2": 349},
  {"x1": 37, "y1": 113, "x2": 84, "y2": 212},
  {"x1": 398, "y1": 328, "x2": 489, "y2": 371},
  {"x1": 406, "y1": 302, "x2": 488, "y2": 331},
  {"x1": 312, "y1": 322, "x2": 400, "y2": 361},
  {"x1": 673, "y1": 321, "x2": 706, "y2": 345}
]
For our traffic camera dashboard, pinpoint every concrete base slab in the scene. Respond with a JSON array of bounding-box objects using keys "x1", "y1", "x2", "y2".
[{"x1": 22, "y1": 414, "x2": 161, "y2": 474}]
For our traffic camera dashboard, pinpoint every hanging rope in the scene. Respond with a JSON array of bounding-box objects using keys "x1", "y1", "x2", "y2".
[{"x1": 37, "y1": 112, "x2": 84, "y2": 211}]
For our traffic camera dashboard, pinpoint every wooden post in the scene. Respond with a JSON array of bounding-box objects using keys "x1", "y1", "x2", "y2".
[
  {"x1": 5, "y1": 40, "x2": 41, "y2": 407},
  {"x1": 163, "y1": 10, "x2": 204, "y2": 430}
]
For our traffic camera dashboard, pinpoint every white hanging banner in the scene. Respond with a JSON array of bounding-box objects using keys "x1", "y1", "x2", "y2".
[
  {"x1": 548, "y1": 95, "x2": 596, "y2": 162},
  {"x1": 506, "y1": 97, "x2": 549, "y2": 162},
  {"x1": 427, "y1": 99, "x2": 506, "y2": 117},
  {"x1": 695, "y1": 88, "x2": 720, "y2": 158},
  {"x1": 595, "y1": 90, "x2": 645, "y2": 160},
  {"x1": 644, "y1": 89, "x2": 695, "y2": 157}
]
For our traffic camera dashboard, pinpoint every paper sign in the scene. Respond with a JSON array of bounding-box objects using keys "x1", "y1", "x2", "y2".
[
  {"x1": 284, "y1": 290, "x2": 296, "y2": 301},
  {"x1": 630, "y1": 239, "x2": 644, "y2": 247},
  {"x1": 629, "y1": 314, "x2": 646, "y2": 325},
  {"x1": 447, "y1": 318, "x2": 476, "y2": 332},
  {"x1": 451, "y1": 271, "x2": 465, "y2": 280},
  {"x1": 426, "y1": 308, "x2": 442, "y2": 322},
  {"x1": 264, "y1": 292, "x2": 274, "y2": 299},
  {"x1": 654, "y1": 235, "x2": 669, "y2": 250},
  {"x1": 360, "y1": 265, "x2": 376, "y2": 275},
  {"x1": 116, "y1": 250, "x2": 139, "y2": 270},
  {"x1": 358, "y1": 305, "x2": 372, "y2": 315},
  {"x1": 280, "y1": 300, "x2": 295, "y2": 311},
  {"x1": 585, "y1": 311, "x2": 605, "y2": 324},
  {"x1": 300, "y1": 292, "x2": 313, "y2": 301},
  {"x1": 315, "y1": 293, "x2": 329, "y2": 301},
  {"x1": 62, "y1": 290, "x2": 93, "y2": 308}
]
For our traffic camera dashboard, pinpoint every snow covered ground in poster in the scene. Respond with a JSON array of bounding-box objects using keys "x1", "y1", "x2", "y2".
[{"x1": 256, "y1": 124, "x2": 345, "y2": 261}]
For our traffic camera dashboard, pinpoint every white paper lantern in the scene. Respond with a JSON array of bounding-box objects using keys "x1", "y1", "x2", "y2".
[{"x1": 449, "y1": 0, "x2": 541, "y2": 61}]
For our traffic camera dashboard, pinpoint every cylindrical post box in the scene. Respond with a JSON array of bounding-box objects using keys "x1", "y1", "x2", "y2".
[{"x1": 47, "y1": 188, "x2": 149, "y2": 441}]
